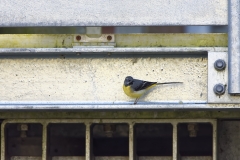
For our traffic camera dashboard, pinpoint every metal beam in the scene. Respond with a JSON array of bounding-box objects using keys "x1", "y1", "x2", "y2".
[
  {"x1": 172, "y1": 123, "x2": 178, "y2": 160},
  {"x1": 0, "y1": 34, "x2": 228, "y2": 48},
  {"x1": 0, "y1": 47, "x2": 227, "y2": 54},
  {"x1": 0, "y1": 111, "x2": 239, "y2": 119},
  {"x1": 228, "y1": 0, "x2": 240, "y2": 94},
  {"x1": 2, "y1": 103, "x2": 240, "y2": 110}
]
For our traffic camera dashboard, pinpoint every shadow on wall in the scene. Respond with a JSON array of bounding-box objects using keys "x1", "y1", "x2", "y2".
[{"x1": 0, "y1": 26, "x2": 227, "y2": 34}]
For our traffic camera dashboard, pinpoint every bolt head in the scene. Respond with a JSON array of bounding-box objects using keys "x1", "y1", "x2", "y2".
[
  {"x1": 214, "y1": 59, "x2": 226, "y2": 71},
  {"x1": 213, "y1": 83, "x2": 225, "y2": 95},
  {"x1": 188, "y1": 123, "x2": 198, "y2": 131},
  {"x1": 17, "y1": 124, "x2": 28, "y2": 131},
  {"x1": 103, "y1": 124, "x2": 116, "y2": 132},
  {"x1": 103, "y1": 124, "x2": 116, "y2": 137},
  {"x1": 189, "y1": 131, "x2": 197, "y2": 137}
]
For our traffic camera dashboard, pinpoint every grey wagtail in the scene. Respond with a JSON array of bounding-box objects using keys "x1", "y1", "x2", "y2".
[{"x1": 123, "y1": 76, "x2": 183, "y2": 104}]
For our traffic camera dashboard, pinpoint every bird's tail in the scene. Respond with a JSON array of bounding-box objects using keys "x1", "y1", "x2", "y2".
[{"x1": 156, "y1": 82, "x2": 183, "y2": 85}]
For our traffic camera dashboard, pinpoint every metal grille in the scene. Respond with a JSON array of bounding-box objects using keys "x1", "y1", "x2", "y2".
[{"x1": 1, "y1": 119, "x2": 217, "y2": 160}]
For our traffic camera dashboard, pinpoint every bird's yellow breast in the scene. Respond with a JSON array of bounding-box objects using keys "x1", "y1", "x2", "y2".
[{"x1": 123, "y1": 85, "x2": 144, "y2": 98}]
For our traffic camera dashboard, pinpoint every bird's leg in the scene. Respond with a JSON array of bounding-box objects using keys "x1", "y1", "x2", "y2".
[{"x1": 134, "y1": 98, "x2": 139, "y2": 105}]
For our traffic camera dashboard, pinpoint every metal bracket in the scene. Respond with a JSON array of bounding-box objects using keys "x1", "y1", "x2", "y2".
[
  {"x1": 208, "y1": 52, "x2": 240, "y2": 103},
  {"x1": 72, "y1": 34, "x2": 116, "y2": 48}
]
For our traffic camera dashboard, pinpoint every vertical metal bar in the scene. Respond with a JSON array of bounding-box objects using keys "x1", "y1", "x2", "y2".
[
  {"x1": 172, "y1": 122, "x2": 178, "y2": 160},
  {"x1": 212, "y1": 120, "x2": 217, "y2": 160},
  {"x1": 42, "y1": 122, "x2": 48, "y2": 160},
  {"x1": 85, "y1": 122, "x2": 91, "y2": 160},
  {"x1": 129, "y1": 122, "x2": 135, "y2": 160},
  {"x1": 1, "y1": 122, "x2": 6, "y2": 160},
  {"x1": 228, "y1": 0, "x2": 240, "y2": 94}
]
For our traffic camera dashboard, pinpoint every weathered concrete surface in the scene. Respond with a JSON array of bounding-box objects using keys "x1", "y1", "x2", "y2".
[
  {"x1": 0, "y1": 0, "x2": 227, "y2": 26},
  {"x1": 219, "y1": 121, "x2": 240, "y2": 160},
  {"x1": 0, "y1": 57, "x2": 207, "y2": 102}
]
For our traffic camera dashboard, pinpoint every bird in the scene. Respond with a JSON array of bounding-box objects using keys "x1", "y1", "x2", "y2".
[{"x1": 123, "y1": 76, "x2": 183, "y2": 104}]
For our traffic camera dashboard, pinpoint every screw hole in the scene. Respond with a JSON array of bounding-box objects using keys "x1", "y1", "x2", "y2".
[{"x1": 76, "y1": 35, "x2": 81, "y2": 41}]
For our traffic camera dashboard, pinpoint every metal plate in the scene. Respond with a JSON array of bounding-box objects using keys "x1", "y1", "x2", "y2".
[
  {"x1": 208, "y1": 52, "x2": 240, "y2": 103},
  {"x1": 0, "y1": 0, "x2": 227, "y2": 26}
]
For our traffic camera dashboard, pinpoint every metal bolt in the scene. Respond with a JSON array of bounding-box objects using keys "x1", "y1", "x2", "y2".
[
  {"x1": 213, "y1": 83, "x2": 225, "y2": 95},
  {"x1": 103, "y1": 124, "x2": 116, "y2": 137},
  {"x1": 188, "y1": 123, "x2": 198, "y2": 137},
  {"x1": 214, "y1": 59, "x2": 226, "y2": 71},
  {"x1": 17, "y1": 124, "x2": 28, "y2": 138},
  {"x1": 17, "y1": 124, "x2": 28, "y2": 131}
]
